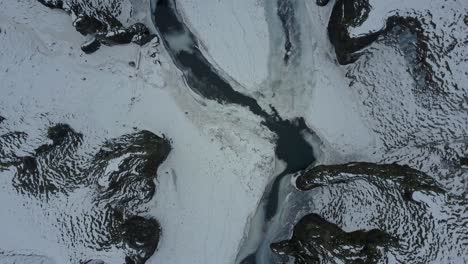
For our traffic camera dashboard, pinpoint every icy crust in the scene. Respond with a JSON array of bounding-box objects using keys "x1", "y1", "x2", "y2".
[
  {"x1": 38, "y1": 0, "x2": 155, "y2": 53},
  {"x1": 175, "y1": 0, "x2": 270, "y2": 89},
  {"x1": 0, "y1": 1, "x2": 276, "y2": 263},
  {"x1": 239, "y1": 0, "x2": 467, "y2": 262},
  {"x1": 257, "y1": 0, "x2": 377, "y2": 160},
  {"x1": 284, "y1": 0, "x2": 468, "y2": 194},
  {"x1": 167, "y1": 0, "x2": 376, "y2": 160}
]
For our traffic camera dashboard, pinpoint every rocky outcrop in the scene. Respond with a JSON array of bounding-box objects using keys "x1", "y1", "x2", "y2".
[
  {"x1": 0, "y1": 121, "x2": 170, "y2": 263},
  {"x1": 271, "y1": 213, "x2": 398, "y2": 264},
  {"x1": 38, "y1": 0, "x2": 155, "y2": 53},
  {"x1": 262, "y1": 161, "x2": 467, "y2": 263},
  {"x1": 319, "y1": 0, "x2": 428, "y2": 65},
  {"x1": 296, "y1": 162, "x2": 445, "y2": 201}
]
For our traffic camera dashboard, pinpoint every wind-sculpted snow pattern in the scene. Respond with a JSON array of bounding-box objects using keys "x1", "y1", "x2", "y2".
[
  {"x1": 237, "y1": 0, "x2": 467, "y2": 263},
  {"x1": 318, "y1": 0, "x2": 468, "y2": 196},
  {"x1": 245, "y1": 163, "x2": 467, "y2": 263},
  {"x1": 39, "y1": 0, "x2": 154, "y2": 53},
  {"x1": 0, "y1": 0, "x2": 467, "y2": 263},
  {"x1": 0, "y1": 118, "x2": 169, "y2": 263},
  {"x1": 271, "y1": 213, "x2": 399, "y2": 264}
]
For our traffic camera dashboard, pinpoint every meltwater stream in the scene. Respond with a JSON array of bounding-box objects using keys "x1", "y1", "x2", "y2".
[
  {"x1": 3, "y1": 0, "x2": 466, "y2": 263},
  {"x1": 152, "y1": 0, "x2": 316, "y2": 223},
  {"x1": 152, "y1": 1, "x2": 317, "y2": 262},
  {"x1": 153, "y1": 0, "x2": 468, "y2": 263}
]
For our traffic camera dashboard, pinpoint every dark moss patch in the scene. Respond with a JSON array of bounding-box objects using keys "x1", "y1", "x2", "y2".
[
  {"x1": 296, "y1": 162, "x2": 445, "y2": 201},
  {"x1": 271, "y1": 213, "x2": 398, "y2": 263}
]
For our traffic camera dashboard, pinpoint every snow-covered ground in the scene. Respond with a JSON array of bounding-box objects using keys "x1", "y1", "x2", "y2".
[
  {"x1": 0, "y1": 1, "x2": 276, "y2": 263},
  {"x1": 175, "y1": 0, "x2": 270, "y2": 90},
  {"x1": 173, "y1": 0, "x2": 378, "y2": 162},
  {"x1": 1, "y1": 0, "x2": 466, "y2": 263}
]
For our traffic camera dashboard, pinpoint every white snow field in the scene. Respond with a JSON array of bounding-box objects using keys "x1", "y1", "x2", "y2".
[
  {"x1": 0, "y1": 0, "x2": 466, "y2": 263},
  {"x1": 0, "y1": 1, "x2": 275, "y2": 263}
]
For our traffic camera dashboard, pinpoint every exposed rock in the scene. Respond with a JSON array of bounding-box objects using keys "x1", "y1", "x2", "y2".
[
  {"x1": 90, "y1": 130, "x2": 171, "y2": 209},
  {"x1": 1, "y1": 123, "x2": 170, "y2": 201},
  {"x1": 35, "y1": 123, "x2": 83, "y2": 154},
  {"x1": 82, "y1": 260, "x2": 105, "y2": 264},
  {"x1": 96, "y1": 23, "x2": 154, "y2": 46},
  {"x1": 296, "y1": 162, "x2": 445, "y2": 201},
  {"x1": 315, "y1": 0, "x2": 330, "y2": 7},
  {"x1": 0, "y1": 123, "x2": 170, "y2": 263},
  {"x1": 271, "y1": 213, "x2": 398, "y2": 263},
  {"x1": 120, "y1": 216, "x2": 161, "y2": 264},
  {"x1": 81, "y1": 38, "x2": 102, "y2": 54},
  {"x1": 277, "y1": 0, "x2": 298, "y2": 63},
  {"x1": 38, "y1": 0, "x2": 155, "y2": 53},
  {"x1": 460, "y1": 156, "x2": 468, "y2": 166},
  {"x1": 73, "y1": 15, "x2": 108, "y2": 36},
  {"x1": 326, "y1": 0, "x2": 379, "y2": 64},
  {"x1": 319, "y1": 0, "x2": 431, "y2": 65},
  {"x1": 38, "y1": 0, "x2": 63, "y2": 9}
]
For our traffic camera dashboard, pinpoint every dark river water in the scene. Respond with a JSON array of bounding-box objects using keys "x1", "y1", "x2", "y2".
[{"x1": 2, "y1": 0, "x2": 466, "y2": 263}]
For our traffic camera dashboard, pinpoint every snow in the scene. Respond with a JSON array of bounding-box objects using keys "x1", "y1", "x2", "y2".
[
  {"x1": 0, "y1": 0, "x2": 275, "y2": 263},
  {"x1": 176, "y1": 0, "x2": 270, "y2": 91},
  {"x1": 1, "y1": 0, "x2": 466, "y2": 263}
]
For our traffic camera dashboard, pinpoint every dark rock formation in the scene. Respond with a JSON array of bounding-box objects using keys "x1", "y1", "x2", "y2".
[
  {"x1": 81, "y1": 38, "x2": 102, "y2": 54},
  {"x1": 271, "y1": 213, "x2": 398, "y2": 264},
  {"x1": 121, "y1": 216, "x2": 161, "y2": 264},
  {"x1": 95, "y1": 23, "x2": 154, "y2": 46},
  {"x1": 5, "y1": 124, "x2": 84, "y2": 197},
  {"x1": 319, "y1": 0, "x2": 429, "y2": 65},
  {"x1": 38, "y1": 0, "x2": 63, "y2": 9},
  {"x1": 315, "y1": 0, "x2": 330, "y2": 7},
  {"x1": 296, "y1": 162, "x2": 445, "y2": 201},
  {"x1": 326, "y1": 0, "x2": 379, "y2": 64},
  {"x1": 277, "y1": 0, "x2": 298, "y2": 63},
  {"x1": 0, "y1": 122, "x2": 170, "y2": 263},
  {"x1": 460, "y1": 156, "x2": 468, "y2": 166},
  {"x1": 90, "y1": 130, "x2": 171, "y2": 210},
  {"x1": 37, "y1": 0, "x2": 155, "y2": 53}
]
